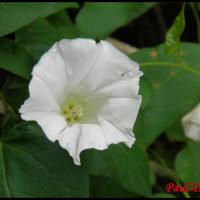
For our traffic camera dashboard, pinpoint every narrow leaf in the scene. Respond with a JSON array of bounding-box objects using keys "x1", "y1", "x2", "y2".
[{"x1": 165, "y1": 4, "x2": 185, "y2": 56}]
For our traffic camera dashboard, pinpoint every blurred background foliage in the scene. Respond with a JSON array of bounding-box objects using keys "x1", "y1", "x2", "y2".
[{"x1": 0, "y1": 2, "x2": 200, "y2": 198}]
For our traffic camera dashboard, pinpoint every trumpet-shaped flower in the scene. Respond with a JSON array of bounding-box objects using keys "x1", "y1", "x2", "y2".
[
  {"x1": 182, "y1": 103, "x2": 200, "y2": 141},
  {"x1": 19, "y1": 38, "x2": 142, "y2": 165}
]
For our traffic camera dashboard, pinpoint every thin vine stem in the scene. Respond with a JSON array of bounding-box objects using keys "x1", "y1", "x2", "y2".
[
  {"x1": 190, "y1": 2, "x2": 200, "y2": 43},
  {"x1": 150, "y1": 160, "x2": 191, "y2": 198},
  {"x1": 140, "y1": 61, "x2": 200, "y2": 78}
]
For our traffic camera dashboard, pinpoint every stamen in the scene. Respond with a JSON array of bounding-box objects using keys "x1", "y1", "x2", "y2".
[
  {"x1": 63, "y1": 103, "x2": 84, "y2": 125},
  {"x1": 66, "y1": 117, "x2": 72, "y2": 121},
  {"x1": 68, "y1": 103, "x2": 74, "y2": 109}
]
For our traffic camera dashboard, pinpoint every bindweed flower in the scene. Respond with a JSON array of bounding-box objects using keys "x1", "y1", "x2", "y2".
[
  {"x1": 182, "y1": 103, "x2": 200, "y2": 141},
  {"x1": 19, "y1": 38, "x2": 142, "y2": 165}
]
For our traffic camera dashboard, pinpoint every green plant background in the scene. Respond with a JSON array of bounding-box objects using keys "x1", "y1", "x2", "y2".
[{"x1": 0, "y1": 2, "x2": 199, "y2": 198}]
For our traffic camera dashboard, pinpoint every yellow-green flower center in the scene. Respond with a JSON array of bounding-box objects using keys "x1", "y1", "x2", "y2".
[
  {"x1": 63, "y1": 102, "x2": 84, "y2": 124},
  {"x1": 61, "y1": 91, "x2": 108, "y2": 126}
]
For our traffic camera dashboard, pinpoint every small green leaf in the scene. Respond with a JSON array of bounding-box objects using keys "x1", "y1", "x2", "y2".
[
  {"x1": 0, "y1": 2, "x2": 78, "y2": 37},
  {"x1": 165, "y1": 4, "x2": 185, "y2": 56},
  {"x1": 0, "y1": 122, "x2": 89, "y2": 197},
  {"x1": 175, "y1": 141, "x2": 200, "y2": 183},
  {"x1": 76, "y1": 2, "x2": 156, "y2": 39},
  {"x1": 0, "y1": 39, "x2": 32, "y2": 79}
]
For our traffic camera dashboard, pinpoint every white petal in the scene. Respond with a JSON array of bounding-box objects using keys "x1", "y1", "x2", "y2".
[
  {"x1": 57, "y1": 38, "x2": 100, "y2": 90},
  {"x1": 100, "y1": 97, "x2": 142, "y2": 133},
  {"x1": 32, "y1": 43, "x2": 68, "y2": 104},
  {"x1": 21, "y1": 111, "x2": 67, "y2": 142},
  {"x1": 19, "y1": 97, "x2": 57, "y2": 113},
  {"x1": 98, "y1": 116, "x2": 135, "y2": 148},
  {"x1": 57, "y1": 124, "x2": 108, "y2": 165},
  {"x1": 78, "y1": 40, "x2": 140, "y2": 94},
  {"x1": 19, "y1": 76, "x2": 59, "y2": 113},
  {"x1": 57, "y1": 116, "x2": 135, "y2": 165},
  {"x1": 91, "y1": 70, "x2": 142, "y2": 98},
  {"x1": 182, "y1": 103, "x2": 200, "y2": 141},
  {"x1": 19, "y1": 76, "x2": 67, "y2": 142}
]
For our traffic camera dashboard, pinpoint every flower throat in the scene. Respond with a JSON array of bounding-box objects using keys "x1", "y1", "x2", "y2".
[{"x1": 63, "y1": 103, "x2": 84, "y2": 124}]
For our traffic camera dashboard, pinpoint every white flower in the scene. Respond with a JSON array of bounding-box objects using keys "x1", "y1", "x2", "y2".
[
  {"x1": 182, "y1": 103, "x2": 200, "y2": 141},
  {"x1": 19, "y1": 38, "x2": 142, "y2": 165}
]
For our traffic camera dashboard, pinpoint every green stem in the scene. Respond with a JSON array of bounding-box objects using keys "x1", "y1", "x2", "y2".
[
  {"x1": 140, "y1": 61, "x2": 200, "y2": 78},
  {"x1": 190, "y1": 3, "x2": 200, "y2": 43},
  {"x1": 174, "y1": 179, "x2": 191, "y2": 198},
  {"x1": 150, "y1": 161, "x2": 191, "y2": 198},
  {"x1": 0, "y1": 91, "x2": 8, "y2": 113},
  {"x1": 149, "y1": 148, "x2": 191, "y2": 198},
  {"x1": 148, "y1": 149, "x2": 168, "y2": 169}
]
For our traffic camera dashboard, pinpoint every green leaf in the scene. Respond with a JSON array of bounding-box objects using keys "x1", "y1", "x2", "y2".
[
  {"x1": 82, "y1": 149, "x2": 112, "y2": 178},
  {"x1": 7, "y1": 87, "x2": 28, "y2": 111},
  {"x1": 16, "y1": 18, "x2": 76, "y2": 61},
  {"x1": 47, "y1": 10, "x2": 80, "y2": 38},
  {"x1": 4, "y1": 78, "x2": 29, "y2": 110},
  {"x1": 76, "y1": 2, "x2": 156, "y2": 39},
  {"x1": 83, "y1": 143, "x2": 151, "y2": 196},
  {"x1": 0, "y1": 39, "x2": 32, "y2": 79},
  {"x1": 133, "y1": 111, "x2": 146, "y2": 146},
  {"x1": 166, "y1": 120, "x2": 187, "y2": 142},
  {"x1": 0, "y1": 122, "x2": 89, "y2": 197},
  {"x1": 175, "y1": 141, "x2": 200, "y2": 183},
  {"x1": 140, "y1": 77, "x2": 153, "y2": 110},
  {"x1": 130, "y1": 43, "x2": 200, "y2": 146},
  {"x1": 0, "y1": 2, "x2": 78, "y2": 37},
  {"x1": 90, "y1": 176, "x2": 138, "y2": 198},
  {"x1": 165, "y1": 4, "x2": 185, "y2": 56}
]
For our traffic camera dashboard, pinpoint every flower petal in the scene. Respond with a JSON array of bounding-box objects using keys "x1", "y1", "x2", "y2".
[
  {"x1": 19, "y1": 76, "x2": 67, "y2": 142},
  {"x1": 182, "y1": 103, "x2": 200, "y2": 141},
  {"x1": 21, "y1": 111, "x2": 67, "y2": 142},
  {"x1": 57, "y1": 116, "x2": 135, "y2": 165},
  {"x1": 32, "y1": 43, "x2": 69, "y2": 104},
  {"x1": 57, "y1": 38, "x2": 100, "y2": 90},
  {"x1": 57, "y1": 124, "x2": 108, "y2": 165},
  {"x1": 100, "y1": 97, "x2": 142, "y2": 133},
  {"x1": 19, "y1": 76, "x2": 59, "y2": 113},
  {"x1": 98, "y1": 116, "x2": 135, "y2": 148},
  {"x1": 91, "y1": 70, "x2": 142, "y2": 98},
  {"x1": 78, "y1": 40, "x2": 140, "y2": 94}
]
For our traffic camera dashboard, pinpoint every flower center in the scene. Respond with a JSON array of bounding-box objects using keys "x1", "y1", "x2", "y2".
[
  {"x1": 61, "y1": 91, "x2": 108, "y2": 126},
  {"x1": 63, "y1": 102, "x2": 84, "y2": 125}
]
